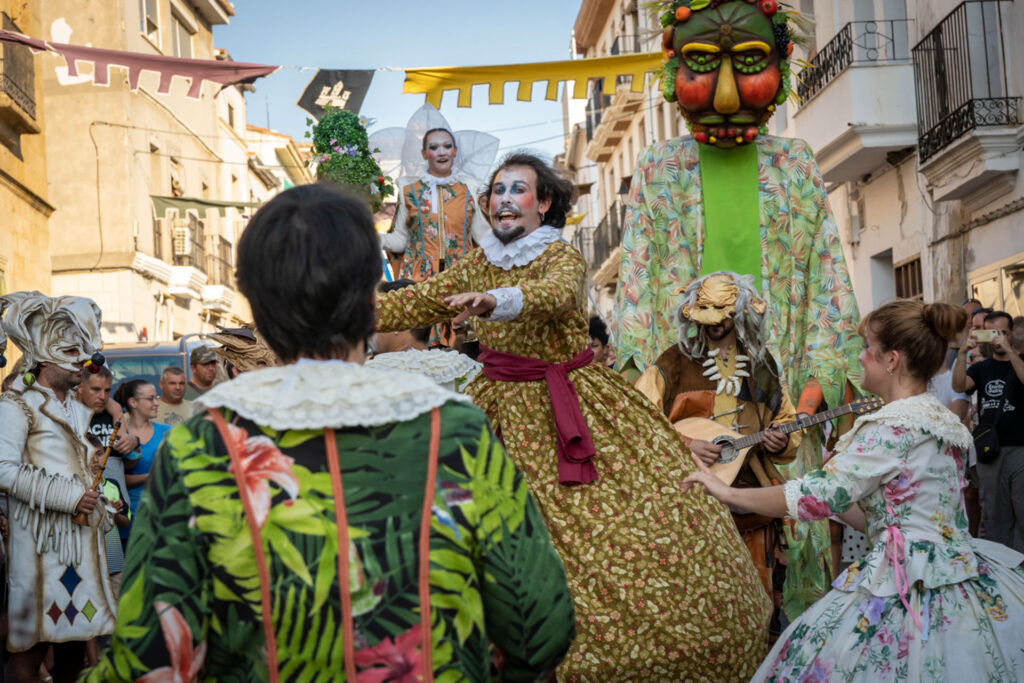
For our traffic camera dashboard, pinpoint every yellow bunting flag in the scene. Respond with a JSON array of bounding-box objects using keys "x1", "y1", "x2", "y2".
[{"x1": 403, "y1": 53, "x2": 663, "y2": 108}]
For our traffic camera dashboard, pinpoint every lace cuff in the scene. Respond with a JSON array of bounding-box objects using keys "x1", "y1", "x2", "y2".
[
  {"x1": 784, "y1": 479, "x2": 803, "y2": 520},
  {"x1": 488, "y1": 287, "x2": 523, "y2": 322}
]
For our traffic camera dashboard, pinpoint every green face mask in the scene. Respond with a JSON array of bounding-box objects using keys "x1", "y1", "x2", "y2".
[{"x1": 664, "y1": 0, "x2": 790, "y2": 148}]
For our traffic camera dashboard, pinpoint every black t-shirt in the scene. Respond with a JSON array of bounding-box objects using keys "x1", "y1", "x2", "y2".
[
  {"x1": 88, "y1": 410, "x2": 116, "y2": 444},
  {"x1": 967, "y1": 355, "x2": 1024, "y2": 446}
]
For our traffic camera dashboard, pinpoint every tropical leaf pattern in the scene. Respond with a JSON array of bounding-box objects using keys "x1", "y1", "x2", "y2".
[
  {"x1": 615, "y1": 134, "x2": 865, "y2": 618},
  {"x1": 83, "y1": 401, "x2": 575, "y2": 682}
]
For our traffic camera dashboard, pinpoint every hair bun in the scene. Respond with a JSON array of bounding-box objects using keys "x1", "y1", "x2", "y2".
[{"x1": 922, "y1": 302, "x2": 966, "y2": 343}]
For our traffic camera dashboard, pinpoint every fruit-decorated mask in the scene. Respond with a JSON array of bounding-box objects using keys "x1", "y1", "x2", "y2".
[{"x1": 660, "y1": 0, "x2": 801, "y2": 148}]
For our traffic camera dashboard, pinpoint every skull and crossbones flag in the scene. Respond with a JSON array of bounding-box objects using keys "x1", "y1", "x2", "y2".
[{"x1": 296, "y1": 69, "x2": 374, "y2": 120}]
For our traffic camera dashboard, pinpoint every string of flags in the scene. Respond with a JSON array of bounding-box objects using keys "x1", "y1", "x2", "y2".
[{"x1": 0, "y1": 28, "x2": 662, "y2": 118}]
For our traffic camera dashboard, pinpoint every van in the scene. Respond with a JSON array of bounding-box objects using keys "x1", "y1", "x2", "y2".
[{"x1": 101, "y1": 334, "x2": 214, "y2": 391}]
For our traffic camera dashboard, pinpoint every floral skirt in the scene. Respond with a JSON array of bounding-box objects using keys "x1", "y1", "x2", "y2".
[
  {"x1": 753, "y1": 554, "x2": 1024, "y2": 681},
  {"x1": 470, "y1": 364, "x2": 771, "y2": 681}
]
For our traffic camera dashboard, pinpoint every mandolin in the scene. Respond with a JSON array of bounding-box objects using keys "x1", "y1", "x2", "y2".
[{"x1": 674, "y1": 396, "x2": 884, "y2": 484}]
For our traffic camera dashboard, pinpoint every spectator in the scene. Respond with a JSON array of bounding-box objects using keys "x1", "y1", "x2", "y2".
[
  {"x1": 75, "y1": 367, "x2": 138, "y2": 550},
  {"x1": 953, "y1": 310, "x2": 1024, "y2": 551},
  {"x1": 155, "y1": 366, "x2": 193, "y2": 426},
  {"x1": 1013, "y1": 316, "x2": 1024, "y2": 354},
  {"x1": 183, "y1": 346, "x2": 218, "y2": 399},
  {"x1": 373, "y1": 280, "x2": 431, "y2": 355},
  {"x1": 85, "y1": 434, "x2": 130, "y2": 596},
  {"x1": 588, "y1": 315, "x2": 610, "y2": 366},
  {"x1": 114, "y1": 380, "x2": 170, "y2": 534},
  {"x1": 962, "y1": 298, "x2": 982, "y2": 316}
]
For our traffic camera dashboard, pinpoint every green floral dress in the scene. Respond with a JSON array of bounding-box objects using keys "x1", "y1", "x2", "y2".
[
  {"x1": 616, "y1": 135, "x2": 865, "y2": 616},
  {"x1": 756, "y1": 393, "x2": 1024, "y2": 681},
  {"x1": 378, "y1": 239, "x2": 771, "y2": 681},
  {"x1": 83, "y1": 361, "x2": 575, "y2": 682}
]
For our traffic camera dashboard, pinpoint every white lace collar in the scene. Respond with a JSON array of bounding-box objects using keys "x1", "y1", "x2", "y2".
[
  {"x1": 364, "y1": 349, "x2": 481, "y2": 387},
  {"x1": 834, "y1": 392, "x2": 973, "y2": 452},
  {"x1": 195, "y1": 359, "x2": 469, "y2": 431},
  {"x1": 479, "y1": 225, "x2": 563, "y2": 270},
  {"x1": 419, "y1": 172, "x2": 459, "y2": 187}
]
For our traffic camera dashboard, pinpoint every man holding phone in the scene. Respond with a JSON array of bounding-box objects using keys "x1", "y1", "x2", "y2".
[{"x1": 953, "y1": 310, "x2": 1024, "y2": 551}]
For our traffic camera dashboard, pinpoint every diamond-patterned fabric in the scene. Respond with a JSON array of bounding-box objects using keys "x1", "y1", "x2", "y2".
[
  {"x1": 47, "y1": 601, "x2": 62, "y2": 625},
  {"x1": 81, "y1": 599, "x2": 97, "y2": 622},
  {"x1": 59, "y1": 565, "x2": 82, "y2": 596},
  {"x1": 64, "y1": 602, "x2": 79, "y2": 624}
]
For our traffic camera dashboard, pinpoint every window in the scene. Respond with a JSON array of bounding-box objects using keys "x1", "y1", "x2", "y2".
[
  {"x1": 970, "y1": 255, "x2": 1024, "y2": 318},
  {"x1": 170, "y1": 14, "x2": 192, "y2": 58},
  {"x1": 140, "y1": 0, "x2": 159, "y2": 45},
  {"x1": 894, "y1": 255, "x2": 923, "y2": 300},
  {"x1": 0, "y1": 12, "x2": 37, "y2": 127},
  {"x1": 227, "y1": 103, "x2": 235, "y2": 129}
]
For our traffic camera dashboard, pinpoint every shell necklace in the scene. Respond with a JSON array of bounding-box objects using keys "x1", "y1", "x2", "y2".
[{"x1": 702, "y1": 347, "x2": 750, "y2": 396}]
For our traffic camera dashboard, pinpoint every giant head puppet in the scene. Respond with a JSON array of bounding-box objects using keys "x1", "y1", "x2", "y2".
[
  {"x1": 0, "y1": 291, "x2": 105, "y2": 383},
  {"x1": 659, "y1": 0, "x2": 808, "y2": 148}
]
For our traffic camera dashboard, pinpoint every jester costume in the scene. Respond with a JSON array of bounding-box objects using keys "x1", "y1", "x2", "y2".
[
  {"x1": 0, "y1": 293, "x2": 118, "y2": 651},
  {"x1": 615, "y1": 0, "x2": 863, "y2": 618}
]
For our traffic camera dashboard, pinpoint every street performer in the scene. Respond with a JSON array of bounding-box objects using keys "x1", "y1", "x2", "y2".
[
  {"x1": 0, "y1": 291, "x2": 117, "y2": 682},
  {"x1": 635, "y1": 272, "x2": 800, "y2": 630},
  {"x1": 377, "y1": 152, "x2": 771, "y2": 680}
]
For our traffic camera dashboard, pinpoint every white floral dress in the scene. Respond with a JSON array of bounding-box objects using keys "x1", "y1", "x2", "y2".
[{"x1": 755, "y1": 393, "x2": 1024, "y2": 682}]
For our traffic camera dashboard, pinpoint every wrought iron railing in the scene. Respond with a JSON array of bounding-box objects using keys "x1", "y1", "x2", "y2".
[
  {"x1": 912, "y1": 1, "x2": 1020, "y2": 162},
  {"x1": 797, "y1": 19, "x2": 911, "y2": 103},
  {"x1": 590, "y1": 201, "x2": 626, "y2": 269},
  {"x1": 585, "y1": 78, "x2": 610, "y2": 142},
  {"x1": 206, "y1": 236, "x2": 234, "y2": 286}
]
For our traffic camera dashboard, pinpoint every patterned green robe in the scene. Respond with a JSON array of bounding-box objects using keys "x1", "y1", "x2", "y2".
[
  {"x1": 83, "y1": 395, "x2": 574, "y2": 681},
  {"x1": 615, "y1": 135, "x2": 864, "y2": 617}
]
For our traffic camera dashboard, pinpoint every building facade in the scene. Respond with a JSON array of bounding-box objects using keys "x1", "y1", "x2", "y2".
[
  {"x1": 770, "y1": 0, "x2": 1023, "y2": 316},
  {"x1": 37, "y1": 0, "x2": 296, "y2": 343},
  {"x1": 565, "y1": 0, "x2": 1023, "y2": 320},
  {"x1": 0, "y1": 0, "x2": 53, "y2": 382}
]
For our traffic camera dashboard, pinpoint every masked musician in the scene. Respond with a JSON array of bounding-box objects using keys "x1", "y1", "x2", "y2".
[{"x1": 635, "y1": 271, "x2": 800, "y2": 629}]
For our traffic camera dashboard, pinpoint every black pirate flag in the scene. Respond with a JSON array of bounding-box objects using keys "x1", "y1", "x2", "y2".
[{"x1": 296, "y1": 69, "x2": 374, "y2": 120}]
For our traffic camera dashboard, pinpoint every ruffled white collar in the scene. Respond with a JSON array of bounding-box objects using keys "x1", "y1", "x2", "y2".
[
  {"x1": 479, "y1": 225, "x2": 563, "y2": 270},
  {"x1": 365, "y1": 349, "x2": 481, "y2": 387},
  {"x1": 834, "y1": 392, "x2": 973, "y2": 452},
  {"x1": 195, "y1": 358, "x2": 469, "y2": 431},
  {"x1": 419, "y1": 172, "x2": 459, "y2": 187}
]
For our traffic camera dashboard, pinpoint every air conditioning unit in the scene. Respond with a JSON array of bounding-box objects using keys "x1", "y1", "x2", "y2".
[{"x1": 173, "y1": 222, "x2": 192, "y2": 257}]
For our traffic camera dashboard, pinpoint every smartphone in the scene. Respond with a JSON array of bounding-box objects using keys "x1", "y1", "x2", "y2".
[{"x1": 973, "y1": 329, "x2": 997, "y2": 343}]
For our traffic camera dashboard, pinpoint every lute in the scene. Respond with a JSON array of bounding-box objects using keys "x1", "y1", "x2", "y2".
[{"x1": 674, "y1": 396, "x2": 884, "y2": 484}]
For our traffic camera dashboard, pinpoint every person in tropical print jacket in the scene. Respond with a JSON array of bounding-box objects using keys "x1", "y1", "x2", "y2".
[{"x1": 83, "y1": 184, "x2": 575, "y2": 682}]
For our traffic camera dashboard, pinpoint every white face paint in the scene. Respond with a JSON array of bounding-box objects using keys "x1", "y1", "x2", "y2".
[
  {"x1": 487, "y1": 166, "x2": 552, "y2": 245},
  {"x1": 421, "y1": 130, "x2": 457, "y2": 178}
]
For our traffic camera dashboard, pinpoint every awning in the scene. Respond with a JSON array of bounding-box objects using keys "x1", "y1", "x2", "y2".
[{"x1": 151, "y1": 195, "x2": 262, "y2": 218}]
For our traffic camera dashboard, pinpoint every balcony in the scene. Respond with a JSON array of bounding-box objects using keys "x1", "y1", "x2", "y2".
[
  {"x1": 584, "y1": 74, "x2": 645, "y2": 163},
  {"x1": 590, "y1": 201, "x2": 626, "y2": 271},
  {"x1": 0, "y1": 12, "x2": 40, "y2": 142},
  {"x1": 793, "y1": 19, "x2": 917, "y2": 183},
  {"x1": 912, "y1": 1, "x2": 1021, "y2": 205}
]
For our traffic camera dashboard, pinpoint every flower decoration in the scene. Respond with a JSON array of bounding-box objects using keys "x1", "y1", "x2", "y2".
[
  {"x1": 352, "y1": 624, "x2": 425, "y2": 682},
  {"x1": 137, "y1": 602, "x2": 207, "y2": 683},
  {"x1": 306, "y1": 109, "x2": 395, "y2": 211},
  {"x1": 223, "y1": 422, "x2": 299, "y2": 528}
]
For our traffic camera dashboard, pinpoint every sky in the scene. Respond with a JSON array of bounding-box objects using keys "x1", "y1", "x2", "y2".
[{"x1": 214, "y1": 0, "x2": 585, "y2": 160}]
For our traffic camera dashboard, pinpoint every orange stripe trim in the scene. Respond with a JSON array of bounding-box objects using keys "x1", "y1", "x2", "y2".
[
  {"x1": 208, "y1": 408, "x2": 280, "y2": 682},
  {"x1": 418, "y1": 407, "x2": 440, "y2": 682},
  {"x1": 325, "y1": 428, "x2": 359, "y2": 681}
]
